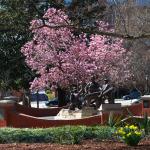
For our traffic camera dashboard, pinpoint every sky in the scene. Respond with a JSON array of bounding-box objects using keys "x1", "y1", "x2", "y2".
[
  {"x1": 64, "y1": 0, "x2": 150, "y2": 6},
  {"x1": 64, "y1": 0, "x2": 72, "y2": 5},
  {"x1": 108, "y1": 0, "x2": 150, "y2": 5}
]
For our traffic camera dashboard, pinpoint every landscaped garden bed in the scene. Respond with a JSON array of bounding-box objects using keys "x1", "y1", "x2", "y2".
[
  {"x1": 0, "y1": 138, "x2": 150, "y2": 150},
  {"x1": 0, "y1": 125, "x2": 149, "y2": 150}
]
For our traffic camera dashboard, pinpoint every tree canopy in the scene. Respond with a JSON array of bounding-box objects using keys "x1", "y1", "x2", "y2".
[
  {"x1": 0, "y1": 0, "x2": 47, "y2": 89},
  {"x1": 21, "y1": 8, "x2": 131, "y2": 90}
]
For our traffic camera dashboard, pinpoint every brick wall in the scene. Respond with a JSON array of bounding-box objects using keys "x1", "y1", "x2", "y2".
[
  {"x1": 122, "y1": 103, "x2": 143, "y2": 116},
  {"x1": 8, "y1": 112, "x2": 102, "y2": 128},
  {"x1": 15, "y1": 104, "x2": 62, "y2": 117},
  {"x1": 0, "y1": 102, "x2": 143, "y2": 128}
]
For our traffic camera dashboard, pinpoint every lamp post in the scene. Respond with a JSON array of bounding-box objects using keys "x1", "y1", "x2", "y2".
[
  {"x1": 36, "y1": 90, "x2": 39, "y2": 108},
  {"x1": 145, "y1": 74, "x2": 149, "y2": 94}
]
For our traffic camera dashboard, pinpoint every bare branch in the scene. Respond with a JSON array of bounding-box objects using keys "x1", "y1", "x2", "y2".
[{"x1": 31, "y1": 23, "x2": 150, "y2": 40}]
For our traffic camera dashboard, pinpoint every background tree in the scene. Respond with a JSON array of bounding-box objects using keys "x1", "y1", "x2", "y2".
[
  {"x1": 0, "y1": 0, "x2": 108, "y2": 91},
  {"x1": 1, "y1": 0, "x2": 150, "y2": 93},
  {"x1": 109, "y1": 0, "x2": 150, "y2": 92},
  {"x1": 0, "y1": 0, "x2": 49, "y2": 90}
]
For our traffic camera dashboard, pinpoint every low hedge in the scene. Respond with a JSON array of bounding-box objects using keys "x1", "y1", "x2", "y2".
[{"x1": 0, "y1": 126, "x2": 115, "y2": 144}]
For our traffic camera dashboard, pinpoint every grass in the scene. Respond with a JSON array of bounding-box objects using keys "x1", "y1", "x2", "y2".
[{"x1": 0, "y1": 126, "x2": 115, "y2": 144}]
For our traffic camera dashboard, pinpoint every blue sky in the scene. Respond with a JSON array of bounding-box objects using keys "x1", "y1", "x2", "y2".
[
  {"x1": 64, "y1": 0, "x2": 72, "y2": 2},
  {"x1": 64, "y1": 0, "x2": 72, "y2": 4},
  {"x1": 64, "y1": 0, "x2": 150, "y2": 6},
  {"x1": 108, "y1": 0, "x2": 150, "y2": 5}
]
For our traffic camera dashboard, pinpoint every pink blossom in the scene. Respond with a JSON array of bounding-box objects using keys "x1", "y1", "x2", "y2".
[{"x1": 21, "y1": 8, "x2": 131, "y2": 89}]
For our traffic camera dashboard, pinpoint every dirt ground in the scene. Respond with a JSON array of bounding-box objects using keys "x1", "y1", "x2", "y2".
[{"x1": 0, "y1": 138, "x2": 150, "y2": 150}]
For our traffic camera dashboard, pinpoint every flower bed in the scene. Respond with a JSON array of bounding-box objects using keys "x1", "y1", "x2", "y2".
[{"x1": 116, "y1": 125, "x2": 143, "y2": 146}]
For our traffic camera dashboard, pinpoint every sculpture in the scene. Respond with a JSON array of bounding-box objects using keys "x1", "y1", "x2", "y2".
[{"x1": 69, "y1": 78, "x2": 115, "y2": 110}]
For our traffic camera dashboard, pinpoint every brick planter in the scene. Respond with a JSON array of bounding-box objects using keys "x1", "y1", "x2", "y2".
[{"x1": 0, "y1": 120, "x2": 6, "y2": 127}]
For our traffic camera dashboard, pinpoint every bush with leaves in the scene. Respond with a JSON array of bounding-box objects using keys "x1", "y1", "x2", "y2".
[{"x1": 0, "y1": 126, "x2": 114, "y2": 144}]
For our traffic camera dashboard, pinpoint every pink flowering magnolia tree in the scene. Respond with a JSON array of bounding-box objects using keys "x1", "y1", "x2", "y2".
[{"x1": 21, "y1": 8, "x2": 131, "y2": 90}]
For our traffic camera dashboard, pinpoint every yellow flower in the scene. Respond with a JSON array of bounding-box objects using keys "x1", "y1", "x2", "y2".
[
  {"x1": 129, "y1": 125, "x2": 138, "y2": 130},
  {"x1": 119, "y1": 127, "x2": 123, "y2": 131},
  {"x1": 118, "y1": 130, "x2": 126, "y2": 135},
  {"x1": 127, "y1": 132, "x2": 132, "y2": 137},
  {"x1": 135, "y1": 131, "x2": 142, "y2": 136}
]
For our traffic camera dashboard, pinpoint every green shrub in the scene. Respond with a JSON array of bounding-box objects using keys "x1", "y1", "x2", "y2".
[
  {"x1": 49, "y1": 126, "x2": 85, "y2": 144},
  {"x1": 138, "y1": 113, "x2": 150, "y2": 135},
  {"x1": 0, "y1": 128, "x2": 53, "y2": 143},
  {"x1": 82, "y1": 126, "x2": 115, "y2": 140},
  {"x1": 0, "y1": 126, "x2": 114, "y2": 144}
]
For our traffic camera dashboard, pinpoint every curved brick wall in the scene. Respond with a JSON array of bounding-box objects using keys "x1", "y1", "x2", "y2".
[
  {"x1": 15, "y1": 104, "x2": 62, "y2": 117},
  {"x1": 122, "y1": 103, "x2": 142, "y2": 116},
  {"x1": 0, "y1": 120, "x2": 6, "y2": 127},
  {"x1": 1, "y1": 102, "x2": 143, "y2": 128},
  {"x1": 8, "y1": 112, "x2": 102, "y2": 128}
]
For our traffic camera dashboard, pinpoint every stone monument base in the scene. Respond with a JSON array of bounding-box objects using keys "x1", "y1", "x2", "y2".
[
  {"x1": 99, "y1": 103, "x2": 122, "y2": 124},
  {"x1": 100, "y1": 103, "x2": 121, "y2": 112},
  {"x1": 56, "y1": 104, "x2": 122, "y2": 119},
  {"x1": 56, "y1": 107, "x2": 98, "y2": 119}
]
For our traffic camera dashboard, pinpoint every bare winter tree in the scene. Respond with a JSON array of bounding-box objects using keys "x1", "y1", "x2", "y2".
[{"x1": 107, "y1": 0, "x2": 150, "y2": 93}]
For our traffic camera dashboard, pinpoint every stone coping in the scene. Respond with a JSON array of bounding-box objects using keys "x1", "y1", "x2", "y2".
[
  {"x1": 56, "y1": 107, "x2": 98, "y2": 119},
  {"x1": 141, "y1": 95, "x2": 150, "y2": 100},
  {"x1": 0, "y1": 100, "x2": 16, "y2": 104},
  {"x1": 4, "y1": 96, "x2": 19, "y2": 99},
  {"x1": 37, "y1": 114, "x2": 101, "y2": 120}
]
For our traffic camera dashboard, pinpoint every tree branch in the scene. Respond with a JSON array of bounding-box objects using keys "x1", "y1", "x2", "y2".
[
  {"x1": 1, "y1": 24, "x2": 150, "y2": 40},
  {"x1": 31, "y1": 23, "x2": 150, "y2": 40}
]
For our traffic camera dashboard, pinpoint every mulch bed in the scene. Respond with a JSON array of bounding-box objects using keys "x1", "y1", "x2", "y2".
[{"x1": 0, "y1": 139, "x2": 149, "y2": 150}]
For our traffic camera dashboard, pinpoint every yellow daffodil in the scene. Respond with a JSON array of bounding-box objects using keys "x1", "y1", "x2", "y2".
[
  {"x1": 129, "y1": 125, "x2": 138, "y2": 130},
  {"x1": 127, "y1": 132, "x2": 132, "y2": 137},
  {"x1": 116, "y1": 124, "x2": 143, "y2": 146},
  {"x1": 135, "y1": 131, "x2": 141, "y2": 136}
]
